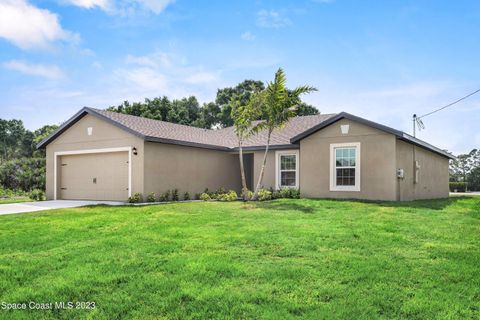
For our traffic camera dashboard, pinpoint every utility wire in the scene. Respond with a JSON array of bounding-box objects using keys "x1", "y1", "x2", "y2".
[{"x1": 418, "y1": 88, "x2": 480, "y2": 119}]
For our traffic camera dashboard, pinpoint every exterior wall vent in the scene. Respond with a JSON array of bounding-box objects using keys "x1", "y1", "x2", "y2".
[
  {"x1": 340, "y1": 124, "x2": 349, "y2": 134},
  {"x1": 87, "y1": 127, "x2": 93, "y2": 136}
]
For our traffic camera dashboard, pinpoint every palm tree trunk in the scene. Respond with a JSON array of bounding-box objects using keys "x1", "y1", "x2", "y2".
[
  {"x1": 238, "y1": 139, "x2": 248, "y2": 200},
  {"x1": 252, "y1": 130, "x2": 272, "y2": 200}
]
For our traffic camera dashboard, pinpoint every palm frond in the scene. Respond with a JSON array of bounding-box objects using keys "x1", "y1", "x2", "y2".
[{"x1": 291, "y1": 85, "x2": 317, "y2": 97}]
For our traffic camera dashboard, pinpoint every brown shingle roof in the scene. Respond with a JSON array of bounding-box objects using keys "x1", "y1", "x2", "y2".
[
  {"x1": 91, "y1": 108, "x2": 234, "y2": 148},
  {"x1": 91, "y1": 108, "x2": 337, "y2": 150},
  {"x1": 36, "y1": 107, "x2": 454, "y2": 159}
]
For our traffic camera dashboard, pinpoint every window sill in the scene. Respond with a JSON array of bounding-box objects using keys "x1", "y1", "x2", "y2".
[{"x1": 330, "y1": 186, "x2": 360, "y2": 192}]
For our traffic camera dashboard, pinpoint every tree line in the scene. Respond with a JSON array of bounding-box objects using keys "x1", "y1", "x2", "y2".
[
  {"x1": 0, "y1": 120, "x2": 58, "y2": 193},
  {"x1": 107, "y1": 80, "x2": 319, "y2": 129},
  {"x1": 450, "y1": 149, "x2": 480, "y2": 191}
]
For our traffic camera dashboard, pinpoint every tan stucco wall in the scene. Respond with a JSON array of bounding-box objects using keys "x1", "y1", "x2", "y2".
[
  {"x1": 396, "y1": 140, "x2": 449, "y2": 200},
  {"x1": 45, "y1": 114, "x2": 144, "y2": 200},
  {"x1": 252, "y1": 150, "x2": 276, "y2": 190},
  {"x1": 143, "y1": 142, "x2": 242, "y2": 196},
  {"x1": 299, "y1": 118, "x2": 398, "y2": 201}
]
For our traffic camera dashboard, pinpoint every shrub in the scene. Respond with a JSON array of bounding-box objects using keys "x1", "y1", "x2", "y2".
[
  {"x1": 29, "y1": 189, "x2": 45, "y2": 201},
  {"x1": 194, "y1": 193, "x2": 201, "y2": 200},
  {"x1": 241, "y1": 188, "x2": 253, "y2": 201},
  {"x1": 183, "y1": 192, "x2": 190, "y2": 201},
  {"x1": 258, "y1": 189, "x2": 272, "y2": 201},
  {"x1": 0, "y1": 158, "x2": 45, "y2": 192},
  {"x1": 449, "y1": 182, "x2": 466, "y2": 192},
  {"x1": 0, "y1": 188, "x2": 28, "y2": 198},
  {"x1": 279, "y1": 187, "x2": 301, "y2": 199},
  {"x1": 271, "y1": 189, "x2": 282, "y2": 199},
  {"x1": 214, "y1": 187, "x2": 226, "y2": 198},
  {"x1": 159, "y1": 190, "x2": 171, "y2": 202},
  {"x1": 128, "y1": 192, "x2": 143, "y2": 203},
  {"x1": 289, "y1": 188, "x2": 301, "y2": 199},
  {"x1": 218, "y1": 190, "x2": 238, "y2": 201},
  {"x1": 200, "y1": 193, "x2": 211, "y2": 201},
  {"x1": 147, "y1": 192, "x2": 156, "y2": 202},
  {"x1": 172, "y1": 188, "x2": 179, "y2": 201}
]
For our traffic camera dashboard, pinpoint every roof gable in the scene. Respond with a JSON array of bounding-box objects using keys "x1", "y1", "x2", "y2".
[{"x1": 290, "y1": 112, "x2": 454, "y2": 159}]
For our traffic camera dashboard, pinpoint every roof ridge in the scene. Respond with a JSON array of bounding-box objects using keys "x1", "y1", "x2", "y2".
[{"x1": 89, "y1": 107, "x2": 216, "y2": 133}]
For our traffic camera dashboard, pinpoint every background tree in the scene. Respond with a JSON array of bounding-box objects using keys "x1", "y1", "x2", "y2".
[
  {"x1": 32, "y1": 125, "x2": 59, "y2": 157},
  {"x1": 250, "y1": 68, "x2": 317, "y2": 200},
  {"x1": 107, "y1": 79, "x2": 319, "y2": 129},
  {"x1": 449, "y1": 148, "x2": 480, "y2": 191},
  {"x1": 450, "y1": 151, "x2": 475, "y2": 191},
  {"x1": 215, "y1": 80, "x2": 265, "y2": 127}
]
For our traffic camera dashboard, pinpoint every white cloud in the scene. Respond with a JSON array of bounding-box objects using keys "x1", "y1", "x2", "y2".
[
  {"x1": 62, "y1": 0, "x2": 174, "y2": 14},
  {"x1": 241, "y1": 31, "x2": 255, "y2": 41},
  {"x1": 62, "y1": 0, "x2": 110, "y2": 10},
  {"x1": 126, "y1": 51, "x2": 171, "y2": 68},
  {"x1": 119, "y1": 67, "x2": 168, "y2": 90},
  {"x1": 0, "y1": 0, "x2": 78, "y2": 50},
  {"x1": 3, "y1": 60, "x2": 65, "y2": 80},
  {"x1": 115, "y1": 50, "x2": 223, "y2": 100},
  {"x1": 256, "y1": 10, "x2": 292, "y2": 28},
  {"x1": 135, "y1": 0, "x2": 174, "y2": 14}
]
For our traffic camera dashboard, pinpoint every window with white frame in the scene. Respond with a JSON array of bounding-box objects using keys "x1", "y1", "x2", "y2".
[
  {"x1": 276, "y1": 150, "x2": 299, "y2": 188},
  {"x1": 330, "y1": 143, "x2": 360, "y2": 191}
]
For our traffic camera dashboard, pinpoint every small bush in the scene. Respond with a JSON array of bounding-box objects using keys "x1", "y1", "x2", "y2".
[
  {"x1": 194, "y1": 193, "x2": 201, "y2": 200},
  {"x1": 29, "y1": 189, "x2": 45, "y2": 201},
  {"x1": 271, "y1": 189, "x2": 282, "y2": 199},
  {"x1": 258, "y1": 189, "x2": 272, "y2": 201},
  {"x1": 172, "y1": 188, "x2": 179, "y2": 201},
  {"x1": 279, "y1": 187, "x2": 301, "y2": 199},
  {"x1": 215, "y1": 187, "x2": 226, "y2": 198},
  {"x1": 0, "y1": 188, "x2": 28, "y2": 198},
  {"x1": 128, "y1": 192, "x2": 143, "y2": 203},
  {"x1": 200, "y1": 193, "x2": 211, "y2": 201},
  {"x1": 449, "y1": 182, "x2": 466, "y2": 192},
  {"x1": 289, "y1": 188, "x2": 301, "y2": 199},
  {"x1": 183, "y1": 192, "x2": 190, "y2": 201},
  {"x1": 147, "y1": 192, "x2": 156, "y2": 202},
  {"x1": 218, "y1": 190, "x2": 238, "y2": 201},
  {"x1": 241, "y1": 188, "x2": 253, "y2": 201},
  {"x1": 159, "y1": 190, "x2": 171, "y2": 202}
]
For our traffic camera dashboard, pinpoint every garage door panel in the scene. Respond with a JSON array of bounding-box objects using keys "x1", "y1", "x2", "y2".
[{"x1": 60, "y1": 151, "x2": 128, "y2": 201}]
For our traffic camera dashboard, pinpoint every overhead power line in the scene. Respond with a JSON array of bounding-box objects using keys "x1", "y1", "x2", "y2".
[
  {"x1": 412, "y1": 87, "x2": 480, "y2": 137},
  {"x1": 418, "y1": 87, "x2": 480, "y2": 119}
]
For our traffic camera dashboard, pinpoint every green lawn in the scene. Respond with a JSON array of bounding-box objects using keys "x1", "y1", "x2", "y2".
[
  {"x1": 0, "y1": 198, "x2": 479, "y2": 319},
  {"x1": 0, "y1": 197, "x2": 30, "y2": 204}
]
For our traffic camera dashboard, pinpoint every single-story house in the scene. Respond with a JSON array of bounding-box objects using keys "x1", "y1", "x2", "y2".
[{"x1": 37, "y1": 107, "x2": 454, "y2": 202}]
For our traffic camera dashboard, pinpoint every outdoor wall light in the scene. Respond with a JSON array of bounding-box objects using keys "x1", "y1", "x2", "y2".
[{"x1": 132, "y1": 147, "x2": 138, "y2": 155}]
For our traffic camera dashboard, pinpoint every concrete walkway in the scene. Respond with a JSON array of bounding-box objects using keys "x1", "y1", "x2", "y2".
[
  {"x1": 0, "y1": 200, "x2": 125, "y2": 215},
  {"x1": 450, "y1": 192, "x2": 480, "y2": 197}
]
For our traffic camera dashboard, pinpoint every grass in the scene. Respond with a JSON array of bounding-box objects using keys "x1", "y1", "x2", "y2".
[
  {"x1": 0, "y1": 197, "x2": 30, "y2": 204},
  {"x1": 0, "y1": 197, "x2": 479, "y2": 319}
]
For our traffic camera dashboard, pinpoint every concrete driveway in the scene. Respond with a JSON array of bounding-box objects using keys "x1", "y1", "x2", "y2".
[{"x1": 0, "y1": 200, "x2": 125, "y2": 215}]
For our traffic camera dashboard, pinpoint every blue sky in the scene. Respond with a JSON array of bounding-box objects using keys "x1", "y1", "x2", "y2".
[{"x1": 0, "y1": 0, "x2": 479, "y2": 154}]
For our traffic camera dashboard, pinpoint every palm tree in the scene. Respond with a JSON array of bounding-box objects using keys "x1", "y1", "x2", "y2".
[
  {"x1": 230, "y1": 94, "x2": 260, "y2": 200},
  {"x1": 251, "y1": 68, "x2": 317, "y2": 200}
]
